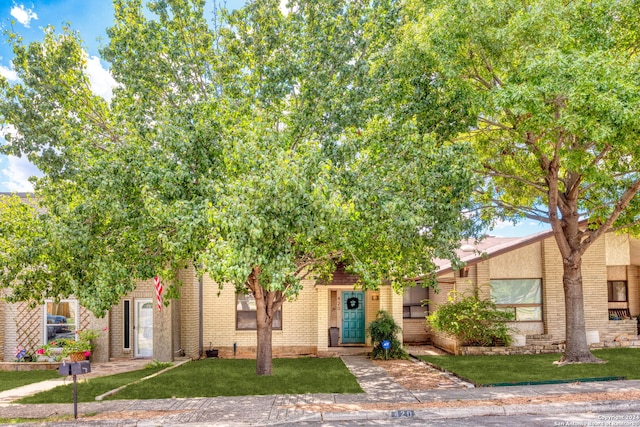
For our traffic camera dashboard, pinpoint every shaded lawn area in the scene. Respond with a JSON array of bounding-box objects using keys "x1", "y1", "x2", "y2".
[
  {"x1": 0, "y1": 370, "x2": 60, "y2": 392},
  {"x1": 18, "y1": 357, "x2": 362, "y2": 403},
  {"x1": 420, "y1": 348, "x2": 640, "y2": 386}
]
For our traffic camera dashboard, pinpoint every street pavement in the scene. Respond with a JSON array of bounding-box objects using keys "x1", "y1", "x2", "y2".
[{"x1": 2, "y1": 355, "x2": 640, "y2": 426}]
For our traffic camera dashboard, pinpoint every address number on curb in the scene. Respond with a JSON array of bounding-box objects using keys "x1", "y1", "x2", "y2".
[{"x1": 391, "y1": 410, "x2": 415, "y2": 418}]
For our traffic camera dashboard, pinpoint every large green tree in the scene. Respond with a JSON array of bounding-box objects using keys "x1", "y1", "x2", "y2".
[
  {"x1": 402, "y1": 0, "x2": 640, "y2": 363},
  {"x1": 0, "y1": 0, "x2": 480, "y2": 375}
]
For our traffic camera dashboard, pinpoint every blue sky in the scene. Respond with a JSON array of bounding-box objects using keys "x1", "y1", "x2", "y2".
[
  {"x1": 0, "y1": 1, "x2": 549, "y2": 238},
  {"x1": 0, "y1": 1, "x2": 116, "y2": 192}
]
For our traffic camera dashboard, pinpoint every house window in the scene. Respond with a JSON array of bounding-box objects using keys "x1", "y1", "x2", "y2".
[
  {"x1": 44, "y1": 300, "x2": 78, "y2": 344},
  {"x1": 403, "y1": 286, "x2": 429, "y2": 319},
  {"x1": 490, "y1": 279, "x2": 542, "y2": 321},
  {"x1": 608, "y1": 281, "x2": 628, "y2": 302},
  {"x1": 123, "y1": 300, "x2": 131, "y2": 350},
  {"x1": 236, "y1": 294, "x2": 282, "y2": 330}
]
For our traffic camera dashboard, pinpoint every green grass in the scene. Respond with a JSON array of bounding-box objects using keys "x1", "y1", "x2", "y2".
[
  {"x1": 0, "y1": 370, "x2": 60, "y2": 392},
  {"x1": 17, "y1": 366, "x2": 166, "y2": 403},
  {"x1": 18, "y1": 357, "x2": 362, "y2": 403},
  {"x1": 420, "y1": 348, "x2": 640, "y2": 386}
]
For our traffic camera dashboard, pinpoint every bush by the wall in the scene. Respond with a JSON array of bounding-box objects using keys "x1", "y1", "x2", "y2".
[
  {"x1": 428, "y1": 291, "x2": 514, "y2": 346},
  {"x1": 367, "y1": 310, "x2": 408, "y2": 359}
]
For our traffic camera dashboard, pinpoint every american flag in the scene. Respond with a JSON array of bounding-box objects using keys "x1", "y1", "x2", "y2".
[{"x1": 154, "y1": 276, "x2": 163, "y2": 311}]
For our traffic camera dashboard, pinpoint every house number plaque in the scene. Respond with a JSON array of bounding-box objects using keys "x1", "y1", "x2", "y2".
[{"x1": 391, "y1": 410, "x2": 415, "y2": 418}]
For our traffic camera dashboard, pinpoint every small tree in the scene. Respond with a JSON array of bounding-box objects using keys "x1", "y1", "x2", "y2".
[
  {"x1": 428, "y1": 291, "x2": 514, "y2": 347},
  {"x1": 367, "y1": 310, "x2": 408, "y2": 359}
]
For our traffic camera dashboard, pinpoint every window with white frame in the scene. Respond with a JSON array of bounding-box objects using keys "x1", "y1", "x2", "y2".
[
  {"x1": 403, "y1": 286, "x2": 429, "y2": 319},
  {"x1": 44, "y1": 300, "x2": 78, "y2": 343},
  {"x1": 236, "y1": 293, "x2": 282, "y2": 330},
  {"x1": 490, "y1": 279, "x2": 542, "y2": 321}
]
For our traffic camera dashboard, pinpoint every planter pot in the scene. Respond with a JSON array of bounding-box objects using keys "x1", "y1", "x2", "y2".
[{"x1": 69, "y1": 352, "x2": 87, "y2": 362}]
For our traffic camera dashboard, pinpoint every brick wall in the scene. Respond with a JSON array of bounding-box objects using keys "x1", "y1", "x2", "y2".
[
  {"x1": 582, "y1": 238, "x2": 608, "y2": 331},
  {"x1": 109, "y1": 279, "x2": 155, "y2": 359},
  {"x1": 202, "y1": 275, "x2": 319, "y2": 358},
  {"x1": 541, "y1": 238, "x2": 566, "y2": 339},
  {"x1": 628, "y1": 266, "x2": 640, "y2": 317},
  {"x1": 403, "y1": 318, "x2": 429, "y2": 344},
  {"x1": 0, "y1": 297, "x2": 4, "y2": 360},
  {"x1": 178, "y1": 267, "x2": 200, "y2": 359}
]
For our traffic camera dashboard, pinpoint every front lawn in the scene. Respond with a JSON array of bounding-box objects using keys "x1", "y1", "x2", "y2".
[
  {"x1": 18, "y1": 357, "x2": 362, "y2": 403},
  {"x1": 0, "y1": 370, "x2": 60, "y2": 392},
  {"x1": 17, "y1": 365, "x2": 167, "y2": 403},
  {"x1": 420, "y1": 348, "x2": 640, "y2": 386}
]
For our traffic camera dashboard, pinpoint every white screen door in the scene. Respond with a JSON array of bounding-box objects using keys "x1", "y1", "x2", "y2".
[{"x1": 135, "y1": 299, "x2": 153, "y2": 357}]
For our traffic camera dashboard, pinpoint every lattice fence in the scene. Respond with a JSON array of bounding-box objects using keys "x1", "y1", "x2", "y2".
[
  {"x1": 15, "y1": 302, "x2": 41, "y2": 356},
  {"x1": 80, "y1": 307, "x2": 92, "y2": 331}
]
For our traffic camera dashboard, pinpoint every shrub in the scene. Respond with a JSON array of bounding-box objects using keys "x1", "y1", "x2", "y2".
[
  {"x1": 367, "y1": 310, "x2": 408, "y2": 359},
  {"x1": 428, "y1": 291, "x2": 515, "y2": 346}
]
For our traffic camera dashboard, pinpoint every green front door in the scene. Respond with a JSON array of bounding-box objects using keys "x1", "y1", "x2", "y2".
[{"x1": 342, "y1": 291, "x2": 365, "y2": 344}]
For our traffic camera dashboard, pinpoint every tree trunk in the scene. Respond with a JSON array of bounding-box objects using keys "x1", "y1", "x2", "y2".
[
  {"x1": 254, "y1": 290, "x2": 274, "y2": 376},
  {"x1": 246, "y1": 266, "x2": 281, "y2": 376},
  {"x1": 557, "y1": 258, "x2": 603, "y2": 365}
]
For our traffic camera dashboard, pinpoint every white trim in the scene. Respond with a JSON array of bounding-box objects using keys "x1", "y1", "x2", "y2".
[
  {"x1": 43, "y1": 299, "x2": 79, "y2": 345},
  {"x1": 134, "y1": 299, "x2": 153, "y2": 358}
]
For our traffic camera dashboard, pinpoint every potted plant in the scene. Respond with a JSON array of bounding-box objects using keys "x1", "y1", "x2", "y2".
[
  {"x1": 36, "y1": 341, "x2": 64, "y2": 362},
  {"x1": 60, "y1": 329, "x2": 100, "y2": 361}
]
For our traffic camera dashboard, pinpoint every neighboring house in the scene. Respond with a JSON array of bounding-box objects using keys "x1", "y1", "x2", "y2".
[{"x1": 429, "y1": 230, "x2": 640, "y2": 353}]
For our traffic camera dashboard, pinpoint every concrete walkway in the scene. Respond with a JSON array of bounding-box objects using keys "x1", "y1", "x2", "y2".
[{"x1": 1, "y1": 355, "x2": 640, "y2": 426}]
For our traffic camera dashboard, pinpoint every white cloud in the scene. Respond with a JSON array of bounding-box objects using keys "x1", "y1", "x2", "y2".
[
  {"x1": 0, "y1": 124, "x2": 18, "y2": 141},
  {"x1": 0, "y1": 155, "x2": 41, "y2": 192},
  {"x1": 85, "y1": 55, "x2": 117, "y2": 101},
  {"x1": 0, "y1": 64, "x2": 19, "y2": 82},
  {"x1": 10, "y1": 3, "x2": 38, "y2": 28}
]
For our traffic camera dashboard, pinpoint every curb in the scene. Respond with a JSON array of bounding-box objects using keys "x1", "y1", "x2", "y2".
[{"x1": 306, "y1": 399, "x2": 640, "y2": 423}]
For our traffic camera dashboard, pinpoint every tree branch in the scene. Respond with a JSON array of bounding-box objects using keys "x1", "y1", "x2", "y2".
[
  {"x1": 579, "y1": 178, "x2": 640, "y2": 254},
  {"x1": 481, "y1": 164, "x2": 548, "y2": 194},
  {"x1": 477, "y1": 116, "x2": 514, "y2": 131}
]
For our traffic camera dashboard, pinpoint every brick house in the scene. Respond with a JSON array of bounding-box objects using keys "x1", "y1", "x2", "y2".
[
  {"x1": 3, "y1": 214, "x2": 638, "y2": 361},
  {"x1": 1, "y1": 192, "x2": 408, "y2": 362},
  {"x1": 429, "y1": 230, "x2": 640, "y2": 353},
  {"x1": 1, "y1": 265, "x2": 408, "y2": 362}
]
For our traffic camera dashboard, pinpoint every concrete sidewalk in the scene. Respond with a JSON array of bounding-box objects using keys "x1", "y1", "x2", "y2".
[{"x1": 2, "y1": 355, "x2": 640, "y2": 426}]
